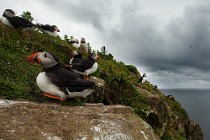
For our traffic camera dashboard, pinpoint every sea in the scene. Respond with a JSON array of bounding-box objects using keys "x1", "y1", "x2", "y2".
[{"x1": 161, "y1": 88, "x2": 210, "y2": 140}]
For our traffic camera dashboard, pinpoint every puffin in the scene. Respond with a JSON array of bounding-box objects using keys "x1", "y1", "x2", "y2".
[
  {"x1": 69, "y1": 39, "x2": 79, "y2": 44},
  {"x1": 1, "y1": 9, "x2": 16, "y2": 27},
  {"x1": 79, "y1": 37, "x2": 88, "y2": 54},
  {"x1": 1, "y1": 9, "x2": 37, "y2": 31},
  {"x1": 70, "y1": 53, "x2": 100, "y2": 79},
  {"x1": 37, "y1": 23, "x2": 60, "y2": 36},
  {"x1": 137, "y1": 73, "x2": 146, "y2": 84},
  {"x1": 68, "y1": 38, "x2": 90, "y2": 66},
  {"x1": 27, "y1": 51, "x2": 97, "y2": 101}
]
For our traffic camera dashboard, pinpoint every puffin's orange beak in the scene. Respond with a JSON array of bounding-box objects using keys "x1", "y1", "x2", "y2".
[
  {"x1": 96, "y1": 55, "x2": 100, "y2": 61},
  {"x1": 27, "y1": 52, "x2": 41, "y2": 64}
]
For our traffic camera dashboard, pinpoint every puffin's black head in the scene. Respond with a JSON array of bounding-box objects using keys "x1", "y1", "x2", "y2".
[
  {"x1": 52, "y1": 25, "x2": 60, "y2": 32},
  {"x1": 3, "y1": 9, "x2": 16, "y2": 17},
  {"x1": 88, "y1": 53, "x2": 100, "y2": 61},
  {"x1": 80, "y1": 37, "x2": 86, "y2": 43},
  {"x1": 28, "y1": 51, "x2": 60, "y2": 68}
]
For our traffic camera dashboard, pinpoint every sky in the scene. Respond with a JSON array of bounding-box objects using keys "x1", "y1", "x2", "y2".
[{"x1": 1, "y1": 0, "x2": 210, "y2": 89}]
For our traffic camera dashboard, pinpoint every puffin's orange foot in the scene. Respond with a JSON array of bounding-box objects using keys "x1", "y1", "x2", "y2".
[{"x1": 43, "y1": 93, "x2": 64, "y2": 101}]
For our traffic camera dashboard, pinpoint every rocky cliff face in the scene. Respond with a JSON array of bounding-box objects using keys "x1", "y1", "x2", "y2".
[
  {"x1": 0, "y1": 99, "x2": 159, "y2": 140},
  {"x1": 136, "y1": 86, "x2": 203, "y2": 140}
]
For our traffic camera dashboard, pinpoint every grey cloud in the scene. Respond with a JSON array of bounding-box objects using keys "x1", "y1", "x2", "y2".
[
  {"x1": 41, "y1": 0, "x2": 127, "y2": 31},
  {"x1": 115, "y1": 3, "x2": 210, "y2": 73},
  {"x1": 99, "y1": 2, "x2": 210, "y2": 87},
  {"x1": 164, "y1": 4, "x2": 210, "y2": 72}
]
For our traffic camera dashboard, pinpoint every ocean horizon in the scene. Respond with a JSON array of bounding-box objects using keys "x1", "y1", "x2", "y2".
[{"x1": 161, "y1": 88, "x2": 210, "y2": 140}]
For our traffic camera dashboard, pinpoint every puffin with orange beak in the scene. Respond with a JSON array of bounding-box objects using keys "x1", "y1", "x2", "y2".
[{"x1": 27, "y1": 51, "x2": 97, "y2": 101}]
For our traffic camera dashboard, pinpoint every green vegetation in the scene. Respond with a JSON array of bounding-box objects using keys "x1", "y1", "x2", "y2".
[
  {"x1": 161, "y1": 133, "x2": 186, "y2": 140},
  {"x1": 21, "y1": 11, "x2": 34, "y2": 22},
  {"x1": 96, "y1": 59, "x2": 148, "y2": 118}
]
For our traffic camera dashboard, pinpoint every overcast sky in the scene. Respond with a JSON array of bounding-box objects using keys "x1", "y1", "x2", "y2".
[{"x1": 1, "y1": 0, "x2": 210, "y2": 89}]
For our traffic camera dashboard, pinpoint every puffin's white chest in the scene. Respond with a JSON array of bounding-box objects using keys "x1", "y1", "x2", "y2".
[
  {"x1": 1, "y1": 16, "x2": 13, "y2": 27},
  {"x1": 43, "y1": 30, "x2": 58, "y2": 36},
  {"x1": 36, "y1": 72, "x2": 65, "y2": 98},
  {"x1": 85, "y1": 62, "x2": 98, "y2": 75}
]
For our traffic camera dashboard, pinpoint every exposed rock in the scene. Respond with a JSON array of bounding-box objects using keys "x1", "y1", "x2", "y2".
[
  {"x1": 88, "y1": 76, "x2": 105, "y2": 87},
  {"x1": 135, "y1": 86, "x2": 203, "y2": 140},
  {"x1": 0, "y1": 99, "x2": 159, "y2": 140}
]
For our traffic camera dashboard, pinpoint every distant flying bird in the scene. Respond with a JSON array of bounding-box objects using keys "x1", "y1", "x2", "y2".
[
  {"x1": 1, "y1": 9, "x2": 37, "y2": 31},
  {"x1": 37, "y1": 23, "x2": 60, "y2": 36}
]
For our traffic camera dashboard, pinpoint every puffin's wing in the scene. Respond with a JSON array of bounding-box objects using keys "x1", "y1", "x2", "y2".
[
  {"x1": 13, "y1": 16, "x2": 35, "y2": 28},
  {"x1": 71, "y1": 57, "x2": 86, "y2": 65},
  {"x1": 71, "y1": 58, "x2": 80, "y2": 64},
  {"x1": 5, "y1": 17, "x2": 22, "y2": 28},
  {"x1": 40, "y1": 24, "x2": 55, "y2": 32},
  {"x1": 72, "y1": 59, "x2": 95, "y2": 72},
  {"x1": 46, "y1": 68, "x2": 95, "y2": 87}
]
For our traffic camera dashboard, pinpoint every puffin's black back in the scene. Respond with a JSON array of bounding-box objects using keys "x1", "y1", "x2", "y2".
[
  {"x1": 45, "y1": 67, "x2": 96, "y2": 92},
  {"x1": 37, "y1": 24, "x2": 56, "y2": 32},
  {"x1": 6, "y1": 16, "x2": 36, "y2": 29},
  {"x1": 71, "y1": 53, "x2": 85, "y2": 64},
  {"x1": 72, "y1": 58, "x2": 95, "y2": 72}
]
